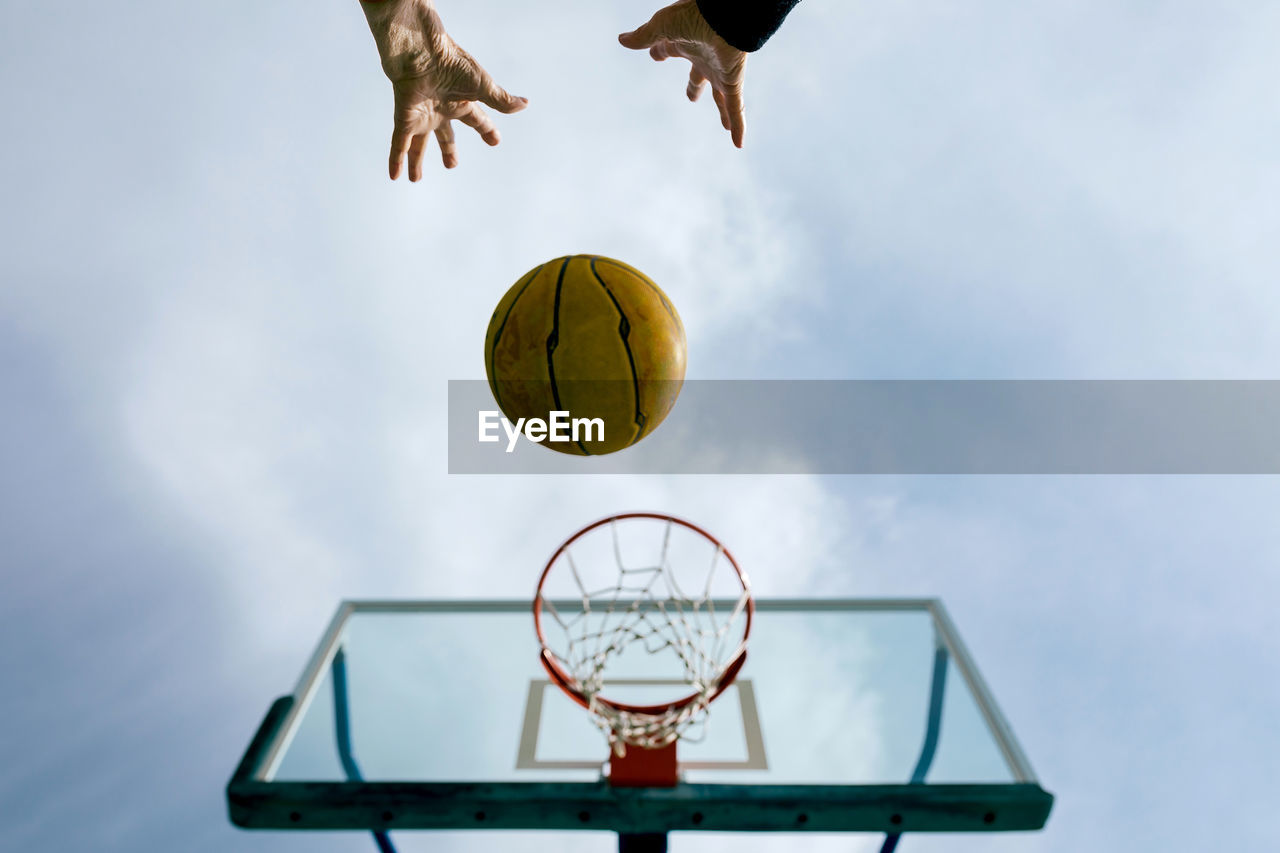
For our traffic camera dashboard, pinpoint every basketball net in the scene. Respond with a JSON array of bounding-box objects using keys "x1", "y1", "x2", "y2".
[{"x1": 535, "y1": 514, "x2": 753, "y2": 757}]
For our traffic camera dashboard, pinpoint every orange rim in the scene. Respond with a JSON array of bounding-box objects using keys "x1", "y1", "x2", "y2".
[{"x1": 533, "y1": 512, "x2": 754, "y2": 716}]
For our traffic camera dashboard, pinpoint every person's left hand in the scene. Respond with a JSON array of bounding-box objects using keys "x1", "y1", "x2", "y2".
[{"x1": 619, "y1": 0, "x2": 749, "y2": 148}]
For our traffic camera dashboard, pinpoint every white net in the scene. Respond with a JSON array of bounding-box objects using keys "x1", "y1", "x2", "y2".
[{"x1": 537, "y1": 515, "x2": 752, "y2": 754}]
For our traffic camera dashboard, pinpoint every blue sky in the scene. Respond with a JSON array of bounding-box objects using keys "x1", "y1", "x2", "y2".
[{"x1": 2, "y1": 1, "x2": 1278, "y2": 851}]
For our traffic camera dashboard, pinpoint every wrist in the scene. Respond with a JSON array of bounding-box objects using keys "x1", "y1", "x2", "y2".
[
  {"x1": 362, "y1": 0, "x2": 446, "y2": 82},
  {"x1": 361, "y1": 0, "x2": 434, "y2": 23}
]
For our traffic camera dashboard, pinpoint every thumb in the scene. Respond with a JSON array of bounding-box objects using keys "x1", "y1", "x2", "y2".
[
  {"x1": 619, "y1": 16, "x2": 663, "y2": 49},
  {"x1": 477, "y1": 76, "x2": 529, "y2": 114}
]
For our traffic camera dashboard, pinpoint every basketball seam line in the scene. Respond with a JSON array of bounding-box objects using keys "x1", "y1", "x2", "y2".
[
  {"x1": 589, "y1": 258, "x2": 646, "y2": 449},
  {"x1": 488, "y1": 263, "x2": 546, "y2": 417},
  {"x1": 593, "y1": 256, "x2": 682, "y2": 329},
  {"x1": 546, "y1": 256, "x2": 572, "y2": 448}
]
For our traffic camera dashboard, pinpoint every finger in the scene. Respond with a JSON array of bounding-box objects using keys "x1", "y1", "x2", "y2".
[
  {"x1": 687, "y1": 68, "x2": 707, "y2": 102},
  {"x1": 722, "y1": 84, "x2": 746, "y2": 148},
  {"x1": 456, "y1": 104, "x2": 501, "y2": 147},
  {"x1": 712, "y1": 87, "x2": 731, "y2": 131},
  {"x1": 388, "y1": 125, "x2": 413, "y2": 180},
  {"x1": 406, "y1": 132, "x2": 429, "y2": 182},
  {"x1": 619, "y1": 14, "x2": 663, "y2": 50},
  {"x1": 434, "y1": 122, "x2": 458, "y2": 169},
  {"x1": 650, "y1": 39, "x2": 688, "y2": 62},
  {"x1": 447, "y1": 46, "x2": 528, "y2": 115},
  {"x1": 475, "y1": 73, "x2": 529, "y2": 115}
]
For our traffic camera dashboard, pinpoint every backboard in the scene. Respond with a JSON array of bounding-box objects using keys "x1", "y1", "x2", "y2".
[{"x1": 228, "y1": 598, "x2": 1053, "y2": 843}]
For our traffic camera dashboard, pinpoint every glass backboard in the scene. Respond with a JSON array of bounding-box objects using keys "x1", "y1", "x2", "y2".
[{"x1": 228, "y1": 599, "x2": 1052, "y2": 841}]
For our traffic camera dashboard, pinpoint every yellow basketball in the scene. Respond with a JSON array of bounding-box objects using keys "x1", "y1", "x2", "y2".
[{"x1": 484, "y1": 255, "x2": 686, "y2": 456}]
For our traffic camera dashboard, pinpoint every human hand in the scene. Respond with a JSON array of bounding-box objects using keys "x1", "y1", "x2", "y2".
[
  {"x1": 619, "y1": 0, "x2": 749, "y2": 148},
  {"x1": 361, "y1": 0, "x2": 528, "y2": 179}
]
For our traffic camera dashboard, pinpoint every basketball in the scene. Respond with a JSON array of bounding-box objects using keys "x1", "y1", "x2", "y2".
[{"x1": 484, "y1": 255, "x2": 686, "y2": 456}]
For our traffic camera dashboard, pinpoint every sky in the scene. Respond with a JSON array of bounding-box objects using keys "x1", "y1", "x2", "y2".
[{"x1": 1, "y1": 0, "x2": 1278, "y2": 851}]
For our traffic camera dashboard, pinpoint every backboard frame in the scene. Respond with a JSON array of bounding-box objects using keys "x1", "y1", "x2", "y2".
[{"x1": 227, "y1": 598, "x2": 1053, "y2": 835}]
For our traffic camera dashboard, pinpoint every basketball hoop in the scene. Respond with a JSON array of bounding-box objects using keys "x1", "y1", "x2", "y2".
[{"x1": 533, "y1": 512, "x2": 753, "y2": 786}]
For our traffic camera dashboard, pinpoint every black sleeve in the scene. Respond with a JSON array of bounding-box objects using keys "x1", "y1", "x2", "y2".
[{"x1": 695, "y1": 0, "x2": 801, "y2": 52}]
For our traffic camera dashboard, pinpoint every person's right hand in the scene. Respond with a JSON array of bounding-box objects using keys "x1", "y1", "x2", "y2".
[
  {"x1": 361, "y1": 0, "x2": 528, "y2": 179},
  {"x1": 619, "y1": 1, "x2": 749, "y2": 148}
]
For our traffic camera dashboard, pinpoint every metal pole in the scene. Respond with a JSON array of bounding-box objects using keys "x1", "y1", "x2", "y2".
[{"x1": 619, "y1": 832, "x2": 668, "y2": 853}]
